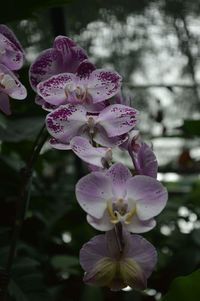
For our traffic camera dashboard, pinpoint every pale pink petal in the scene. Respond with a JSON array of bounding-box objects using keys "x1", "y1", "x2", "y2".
[
  {"x1": 46, "y1": 104, "x2": 87, "y2": 143},
  {"x1": 37, "y1": 73, "x2": 76, "y2": 105},
  {"x1": 0, "y1": 33, "x2": 23, "y2": 70},
  {"x1": 0, "y1": 24, "x2": 23, "y2": 52},
  {"x1": 97, "y1": 104, "x2": 138, "y2": 137},
  {"x1": 80, "y1": 234, "x2": 109, "y2": 272},
  {"x1": 94, "y1": 128, "x2": 127, "y2": 147},
  {"x1": 126, "y1": 175, "x2": 168, "y2": 220},
  {"x1": 125, "y1": 216, "x2": 156, "y2": 233},
  {"x1": 0, "y1": 92, "x2": 11, "y2": 115},
  {"x1": 70, "y1": 136, "x2": 109, "y2": 167},
  {"x1": 0, "y1": 64, "x2": 27, "y2": 99},
  {"x1": 29, "y1": 48, "x2": 63, "y2": 91},
  {"x1": 87, "y1": 211, "x2": 113, "y2": 231},
  {"x1": 86, "y1": 69, "x2": 122, "y2": 103},
  {"x1": 75, "y1": 172, "x2": 113, "y2": 218},
  {"x1": 124, "y1": 234, "x2": 157, "y2": 278},
  {"x1": 106, "y1": 163, "x2": 132, "y2": 198}
]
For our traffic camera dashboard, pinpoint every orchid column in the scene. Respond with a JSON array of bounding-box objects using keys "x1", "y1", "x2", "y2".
[{"x1": 29, "y1": 35, "x2": 168, "y2": 291}]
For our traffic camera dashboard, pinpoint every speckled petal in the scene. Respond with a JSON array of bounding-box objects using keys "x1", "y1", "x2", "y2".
[
  {"x1": 0, "y1": 24, "x2": 23, "y2": 52},
  {"x1": 106, "y1": 163, "x2": 132, "y2": 198},
  {"x1": 49, "y1": 137, "x2": 71, "y2": 150},
  {"x1": 86, "y1": 69, "x2": 122, "y2": 103},
  {"x1": 75, "y1": 172, "x2": 113, "y2": 219},
  {"x1": 37, "y1": 73, "x2": 76, "y2": 105},
  {"x1": 0, "y1": 33, "x2": 24, "y2": 70},
  {"x1": 97, "y1": 104, "x2": 138, "y2": 137},
  {"x1": 46, "y1": 104, "x2": 87, "y2": 143},
  {"x1": 0, "y1": 63, "x2": 27, "y2": 99},
  {"x1": 29, "y1": 48, "x2": 63, "y2": 91},
  {"x1": 126, "y1": 175, "x2": 168, "y2": 220}
]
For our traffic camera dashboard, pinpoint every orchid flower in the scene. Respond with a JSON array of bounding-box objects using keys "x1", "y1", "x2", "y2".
[
  {"x1": 0, "y1": 25, "x2": 26, "y2": 115},
  {"x1": 75, "y1": 162, "x2": 167, "y2": 233},
  {"x1": 80, "y1": 227, "x2": 157, "y2": 291},
  {"x1": 29, "y1": 35, "x2": 87, "y2": 91},
  {"x1": 46, "y1": 103, "x2": 137, "y2": 148},
  {"x1": 37, "y1": 67, "x2": 122, "y2": 107}
]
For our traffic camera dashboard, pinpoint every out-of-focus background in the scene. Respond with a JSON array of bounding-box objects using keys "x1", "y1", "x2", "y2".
[{"x1": 0, "y1": 0, "x2": 200, "y2": 300}]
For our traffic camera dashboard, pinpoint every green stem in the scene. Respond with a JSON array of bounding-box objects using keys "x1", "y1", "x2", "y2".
[{"x1": 2, "y1": 124, "x2": 48, "y2": 300}]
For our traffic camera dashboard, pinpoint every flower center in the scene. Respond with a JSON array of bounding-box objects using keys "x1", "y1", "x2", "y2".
[
  {"x1": 0, "y1": 73, "x2": 16, "y2": 90},
  {"x1": 107, "y1": 198, "x2": 136, "y2": 225},
  {"x1": 64, "y1": 83, "x2": 87, "y2": 101}
]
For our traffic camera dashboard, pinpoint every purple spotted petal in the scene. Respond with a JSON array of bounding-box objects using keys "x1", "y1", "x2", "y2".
[
  {"x1": 0, "y1": 33, "x2": 24, "y2": 70},
  {"x1": 37, "y1": 73, "x2": 76, "y2": 105},
  {"x1": 76, "y1": 60, "x2": 96, "y2": 79},
  {"x1": 0, "y1": 92, "x2": 11, "y2": 115},
  {"x1": 53, "y1": 36, "x2": 87, "y2": 72},
  {"x1": 46, "y1": 104, "x2": 87, "y2": 143},
  {"x1": 136, "y1": 143, "x2": 158, "y2": 178},
  {"x1": 86, "y1": 69, "x2": 122, "y2": 103},
  {"x1": 29, "y1": 48, "x2": 63, "y2": 91},
  {"x1": 70, "y1": 136, "x2": 110, "y2": 167},
  {"x1": 75, "y1": 172, "x2": 113, "y2": 219},
  {"x1": 126, "y1": 175, "x2": 168, "y2": 221},
  {"x1": 0, "y1": 63, "x2": 27, "y2": 99},
  {"x1": 125, "y1": 216, "x2": 156, "y2": 233},
  {"x1": 97, "y1": 104, "x2": 138, "y2": 137},
  {"x1": 87, "y1": 211, "x2": 113, "y2": 231},
  {"x1": 0, "y1": 24, "x2": 23, "y2": 52},
  {"x1": 106, "y1": 163, "x2": 132, "y2": 198}
]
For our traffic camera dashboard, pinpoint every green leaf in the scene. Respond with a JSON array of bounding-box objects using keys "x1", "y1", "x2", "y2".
[
  {"x1": 8, "y1": 257, "x2": 51, "y2": 301},
  {"x1": 181, "y1": 119, "x2": 200, "y2": 137},
  {"x1": 161, "y1": 269, "x2": 200, "y2": 301}
]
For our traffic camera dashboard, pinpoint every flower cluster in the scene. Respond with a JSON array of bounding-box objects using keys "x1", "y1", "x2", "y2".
[
  {"x1": 29, "y1": 36, "x2": 168, "y2": 291},
  {"x1": 0, "y1": 25, "x2": 26, "y2": 115}
]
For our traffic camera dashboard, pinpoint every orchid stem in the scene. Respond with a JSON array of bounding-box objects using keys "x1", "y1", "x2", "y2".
[
  {"x1": 114, "y1": 223, "x2": 124, "y2": 253},
  {"x1": 1, "y1": 124, "x2": 48, "y2": 301}
]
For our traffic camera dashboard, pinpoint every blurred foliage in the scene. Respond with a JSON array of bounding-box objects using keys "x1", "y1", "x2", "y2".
[{"x1": 0, "y1": 0, "x2": 200, "y2": 301}]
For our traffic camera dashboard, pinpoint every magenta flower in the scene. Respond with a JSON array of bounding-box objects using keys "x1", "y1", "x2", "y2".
[
  {"x1": 29, "y1": 35, "x2": 87, "y2": 91},
  {"x1": 0, "y1": 24, "x2": 24, "y2": 71},
  {"x1": 80, "y1": 228, "x2": 157, "y2": 291},
  {"x1": 75, "y1": 163, "x2": 167, "y2": 233},
  {"x1": 46, "y1": 103, "x2": 137, "y2": 148},
  {"x1": 37, "y1": 66, "x2": 122, "y2": 106}
]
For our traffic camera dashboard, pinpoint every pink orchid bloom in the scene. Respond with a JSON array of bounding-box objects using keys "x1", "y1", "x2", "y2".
[
  {"x1": 37, "y1": 65, "x2": 122, "y2": 107},
  {"x1": 76, "y1": 163, "x2": 167, "y2": 233},
  {"x1": 46, "y1": 103, "x2": 137, "y2": 148},
  {"x1": 29, "y1": 35, "x2": 88, "y2": 91},
  {"x1": 80, "y1": 228, "x2": 157, "y2": 291}
]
